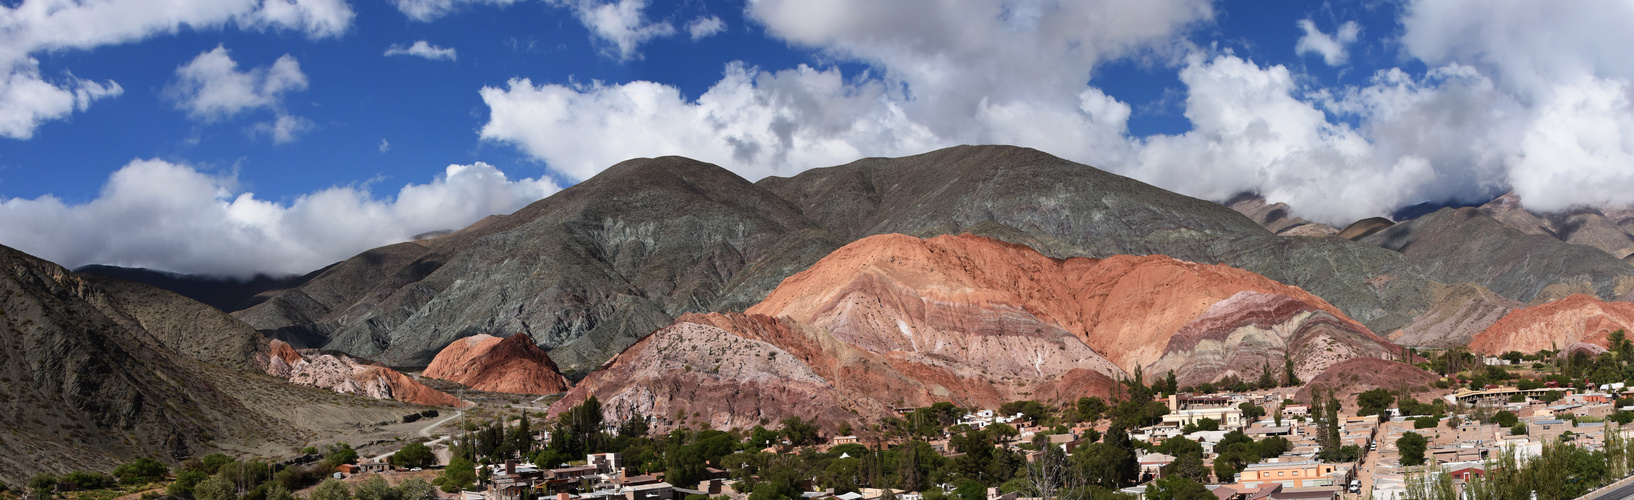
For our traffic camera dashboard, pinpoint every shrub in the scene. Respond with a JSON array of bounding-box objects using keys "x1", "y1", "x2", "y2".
[{"x1": 113, "y1": 458, "x2": 169, "y2": 485}]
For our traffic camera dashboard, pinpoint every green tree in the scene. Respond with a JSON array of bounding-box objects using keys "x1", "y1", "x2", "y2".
[
  {"x1": 168, "y1": 470, "x2": 210, "y2": 498},
  {"x1": 433, "y1": 457, "x2": 477, "y2": 493},
  {"x1": 200, "y1": 454, "x2": 234, "y2": 474},
  {"x1": 395, "y1": 479, "x2": 439, "y2": 500},
  {"x1": 779, "y1": 417, "x2": 820, "y2": 446},
  {"x1": 27, "y1": 474, "x2": 56, "y2": 499},
  {"x1": 1162, "y1": 453, "x2": 1210, "y2": 484},
  {"x1": 192, "y1": 476, "x2": 238, "y2": 500},
  {"x1": 1356, "y1": 389, "x2": 1395, "y2": 416},
  {"x1": 61, "y1": 472, "x2": 113, "y2": 491},
  {"x1": 1238, "y1": 403, "x2": 1266, "y2": 421},
  {"x1": 310, "y1": 479, "x2": 353, "y2": 500},
  {"x1": 112, "y1": 457, "x2": 169, "y2": 485},
  {"x1": 1511, "y1": 422, "x2": 1527, "y2": 436},
  {"x1": 1076, "y1": 397, "x2": 1108, "y2": 422},
  {"x1": 1283, "y1": 357, "x2": 1300, "y2": 387},
  {"x1": 355, "y1": 476, "x2": 398, "y2": 500},
  {"x1": 553, "y1": 396, "x2": 608, "y2": 457},
  {"x1": 1147, "y1": 476, "x2": 1213, "y2": 500},
  {"x1": 392, "y1": 443, "x2": 435, "y2": 469},
  {"x1": 1398, "y1": 432, "x2": 1428, "y2": 466},
  {"x1": 1492, "y1": 411, "x2": 1518, "y2": 427},
  {"x1": 265, "y1": 483, "x2": 297, "y2": 500}
]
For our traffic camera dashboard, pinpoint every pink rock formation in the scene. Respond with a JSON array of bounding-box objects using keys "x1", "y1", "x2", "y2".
[
  {"x1": 263, "y1": 340, "x2": 463, "y2": 407},
  {"x1": 423, "y1": 333, "x2": 571, "y2": 395},
  {"x1": 1470, "y1": 294, "x2": 1634, "y2": 354},
  {"x1": 554, "y1": 233, "x2": 1398, "y2": 432}
]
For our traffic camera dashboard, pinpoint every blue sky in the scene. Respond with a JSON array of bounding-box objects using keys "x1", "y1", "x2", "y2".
[{"x1": 2, "y1": 0, "x2": 1632, "y2": 276}]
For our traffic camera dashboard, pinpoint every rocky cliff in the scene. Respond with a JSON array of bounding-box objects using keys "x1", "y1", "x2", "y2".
[
  {"x1": 423, "y1": 332, "x2": 571, "y2": 395},
  {"x1": 264, "y1": 340, "x2": 463, "y2": 406},
  {"x1": 554, "y1": 234, "x2": 1400, "y2": 430},
  {"x1": 1479, "y1": 192, "x2": 1634, "y2": 260},
  {"x1": 1468, "y1": 294, "x2": 1634, "y2": 354}
]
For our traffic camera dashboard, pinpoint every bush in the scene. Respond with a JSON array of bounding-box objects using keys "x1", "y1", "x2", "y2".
[
  {"x1": 1511, "y1": 422, "x2": 1528, "y2": 435},
  {"x1": 200, "y1": 454, "x2": 233, "y2": 474},
  {"x1": 113, "y1": 458, "x2": 169, "y2": 485},
  {"x1": 27, "y1": 474, "x2": 57, "y2": 496},
  {"x1": 1413, "y1": 416, "x2": 1439, "y2": 429},
  {"x1": 310, "y1": 479, "x2": 352, "y2": 500},
  {"x1": 1493, "y1": 411, "x2": 1518, "y2": 427},
  {"x1": 193, "y1": 476, "x2": 237, "y2": 500},
  {"x1": 167, "y1": 470, "x2": 209, "y2": 498},
  {"x1": 61, "y1": 471, "x2": 114, "y2": 491}
]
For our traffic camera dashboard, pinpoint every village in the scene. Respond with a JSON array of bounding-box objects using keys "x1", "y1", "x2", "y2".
[{"x1": 328, "y1": 351, "x2": 1634, "y2": 500}]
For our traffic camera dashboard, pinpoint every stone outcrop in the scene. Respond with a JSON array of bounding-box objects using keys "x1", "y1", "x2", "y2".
[
  {"x1": 554, "y1": 234, "x2": 1399, "y2": 430},
  {"x1": 1469, "y1": 294, "x2": 1634, "y2": 354},
  {"x1": 264, "y1": 340, "x2": 463, "y2": 407},
  {"x1": 1479, "y1": 192, "x2": 1634, "y2": 260},
  {"x1": 423, "y1": 333, "x2": 571, "y2": 395}
]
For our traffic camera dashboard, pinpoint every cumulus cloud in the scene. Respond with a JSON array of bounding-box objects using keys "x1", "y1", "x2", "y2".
[
  {"x1": 687, "y1": 15, "x2": 725, "y2": 40},
  {"x1": 379, "y1": 139, "x2": 391, "y2": 152},
  {"x1": 476, "y1": 0, "x2": 1634, "y2": 223},
  {"x1": 550, "y1": 0, "x2": 676, "y2": 60},
  {"x1": 0, "y1": 58, "x2": 122, "y2": 139},
  {"x1": 391, "y1": 0, "x2": 521, "y2": 21},
  {"x1": 386, "y1": 40, "x2": 457, "y2": 61},
  {"x1": 169, "y1": 46, "x2": 313, "y2": 143},
  {"x1": 0, "y1": 0, "x2": 352, "y2": 139},
  {"x1": 1294, "y1": 19, "x2": 1359, "y2": 66},
  {"x1": 482, "y1": 0, "x2": 1209, "y2": 179},
  {"x1": 0, "y1": 159, "x2": 560, "y2": 277},
  {"x1": 169, "y1": 46, "x2": 307, "y2": 120}
]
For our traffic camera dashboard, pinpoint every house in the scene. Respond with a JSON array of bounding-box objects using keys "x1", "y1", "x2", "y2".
[
  {"x1": 1446, "y1": 463, "x2": 1485, "y2": 482},
  {"x1": 1234, "y1": 461, "x2": 1349, "y2": 489},
  {"x1": 1138, "y1": 453, "x2": 1176, "y2": 478},
  {"x1": 335, "y1": 464, "x2": 358, "y2": 475},
  {"x1": 1282, "y1": 405, "x2": 1310, "y2": 418},
  {"x1": 589, "y1": 453, "x2": 623, "y2": 473},
  {"x1": 832, "y1": 435, "x2": 861, "y2": 446},
  {"x1": 359, "y1": 461, "x2": 391, "y2": 474},
  {"x1": 625, "y1": 482, "x2": 674, "y2": 500}
]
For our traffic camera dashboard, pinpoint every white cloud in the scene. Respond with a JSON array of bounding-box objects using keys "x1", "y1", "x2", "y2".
[
  {"x1": 0, "y1": 0, "x2": 352, "y2": 139},
  {"x1": 253, "y1": 114, "x2": 314, "y2": 144},
  {"x1": 379, "y1": 139, "x2": 391, "y2": 152},
  {"x1": 482, "y1": 0, "x2": 1209, "y2": 180},
  {"x1": 550, "y1": 0, "x2": 676, "y2": 60},
  {"x1": 687, "y1": 15, "x2": 725, "y2": 40},
  {"x1": 385, "y1": 40, "x2": 457, "y2": 61},
  {"x1": 0, "y1": 58, "x2": 122, "y2": 139},
  {"x1": 0, "y1": 159, "x2": 560, "y2": 277},
  {"x1": 169, "y1": 46, "x2": 307, "y2": 121},
  {"x1": 390, "y1": 0, "x2": 521, "y2": 21},
  {"x1": 1294, "y1": 19, "x2": 1359, "y2": 66}
]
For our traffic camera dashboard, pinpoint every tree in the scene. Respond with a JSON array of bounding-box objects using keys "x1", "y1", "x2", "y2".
[
  {"x1": 1148, "y1": 476, "x2": 1213, "y2": 500},
  {"x1": 1163, "y1": 453, "x2": 1211, "y2": 484},
  {"x1": 61, "y1": 471, "x2": 113, "y2": 491},
  {"x1": 1356, "y1": 389, "x2": 1394, "y2": 416},
  {"x1": 355, "y1": 476, "x2": 398, "y2": 500},
  {"x1": 1238, "y1": 403, "x2": 1266, "y2": 421},
  {"x1": 113, "y1": 457, "x2": 169, "y2": 485},
  {"x1": 396, "y1": 479, "x2": 439, "y2": 500},
  {"x1": 310, "y1": 479, "x2": 353, "y2": 500},
  {"x1": 1077, "y1": 396, "x2": 1108, "y2": 422},
  {"x1": 168, "y1": 470, "x2": 210, "y2": 498},
  {"x1": 1492, "y1": 411, "x2": 1518, "y2": 427},
  {"x1": 265, "y1": 483, "x2": 297, "y2": 500},
  {"x1": 434, "y1": 457, "x2": 477, "y2": 493},
  {"x1": 1283, "y1": 357, "x2": 1300, "y2": 387},
  {"x1": 27, "y1": 474, "x2": 56, "y2": 500},
  {"x1": 1511, "y1": 422, "x2": 1527, "y2": 436},
  {"x1": 200, "y1": 453, "x2": 234, "y2": 474},
  {"x1": 393, "y1": 443, "x2": 435, "y2": 469},
  {"x1": 1398, "y1": 432, "x2": 1428, "y2": 466},
  {"x1": 554, "y1": 396, "x2": 608, "y2": 457},
  {"x1": 779, "y1": 417, "x2": 820, "y2": 446},
  {"x1": 193, "y1": 476, "x2": 238, "y2": 500}
]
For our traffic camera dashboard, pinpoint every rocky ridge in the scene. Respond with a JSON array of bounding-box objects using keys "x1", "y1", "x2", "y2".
[
  {"x1": 553, "y1": 234, "x2": 1400, "y2": 430},
  {"x1": 423, "y1": 332, "x2": 571, "y2": 395},
  {"x1": 1468, "y1": 294, "x2": 1634, "y2": 355},
  {"x1": 265, "y1": 340, "x2": 463, "y2": 407}
]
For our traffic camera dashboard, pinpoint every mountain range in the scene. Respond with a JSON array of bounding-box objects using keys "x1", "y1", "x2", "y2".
[{"x1": 8, "y1": 144, "x2": 1634, "y2": 480}]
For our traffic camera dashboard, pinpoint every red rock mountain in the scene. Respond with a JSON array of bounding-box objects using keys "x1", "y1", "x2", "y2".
[
  {"x1": 1295, "y1": 358, "x2": 1441, "y2": 408},
  {"x1": 264, "y1": 340, "x2": 463, "y2": 407},
  {"x1": 553, "y1": 234, "x2": 1399, "y2": 430},
  {"x1": 1469, "y1": 294, "x2": 1634, "y2": 354},
  {"x1": 423, "y1": 333, "x2": 571, "y2": 394}
]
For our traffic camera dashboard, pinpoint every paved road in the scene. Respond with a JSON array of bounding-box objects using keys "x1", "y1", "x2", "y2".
[{"x1": 1586, "y1": 476, "x2": 1634, "y2": 500}]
